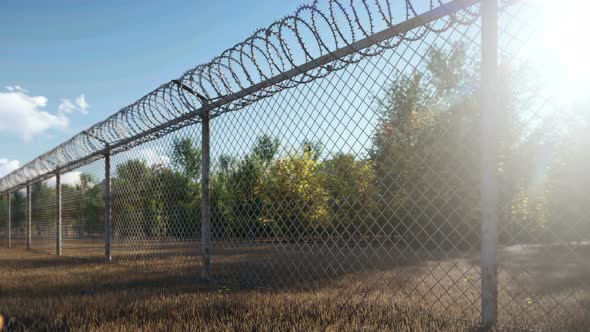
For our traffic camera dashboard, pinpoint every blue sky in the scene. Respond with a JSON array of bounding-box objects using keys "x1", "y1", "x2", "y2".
[{"x1": 0, "y1": 0, "x2": 300, "y2": 176}]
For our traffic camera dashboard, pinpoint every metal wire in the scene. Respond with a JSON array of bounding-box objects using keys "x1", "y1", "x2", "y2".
[
  {"x1": 8, "y1": 190, "x2": 27, "y2": 249},
  {"x1": 2, "y1": 0, "x2": 589, "y2": 330},
  {"x1": 30, "y1": 178, "x2": 57, "y2": 254},
  {"x1": 0, "y1": 0, "x2": 478, "y2": 193},
  {"x1": 0, "y1": 195, "x2": 6, "y2": 248}
]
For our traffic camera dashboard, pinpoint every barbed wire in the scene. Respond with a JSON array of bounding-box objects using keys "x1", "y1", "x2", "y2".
[{"x1": 0, "y1": 0, "x2": 480, "y2": 192}]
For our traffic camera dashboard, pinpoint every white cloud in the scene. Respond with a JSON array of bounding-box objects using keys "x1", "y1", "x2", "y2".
[
  {"x1": 0, "y1": 158, "x2": 20, "y2": 177},
  {"x1": 61, "y1": 171, "x2": 83, "y2": 186},
  {"x1": 5, "y1": 85, "x2": 25, "y2": 92},
  {"x1": 138, "y1": 147, "x2": 171, "y2": 167},
  {"x1": 58, "y1": 93, "x2": 89, "y2": 116},
  {"x1": 0, "y1": 87, "x2": 68, "y2": 141},
  {"x1": 0, "y1": 87, "x2": 89, "y2": 141},
  {"x1": 75, "y1": 94, "x2": 89, "y2": 114},
  {"x1": 58, "y1": 98, "x2": 76, "y2": 114},
  {"x1": 58, "y1": 94, "x2": 89, "y2": 115},
  {"x1": 45, "y1": 171, "x2": 83, "y2": 187}
]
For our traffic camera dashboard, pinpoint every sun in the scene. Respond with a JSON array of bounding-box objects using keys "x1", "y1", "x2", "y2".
[{"x1": 530, "y1": 0, "x2": 590, "y2": 100}]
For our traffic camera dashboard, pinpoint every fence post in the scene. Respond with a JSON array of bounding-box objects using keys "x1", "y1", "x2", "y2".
[
  {"x1": 6, "y1": 192, "x2": 10, "y2": 248},
  {"x1": 104, "y1": 146, "x2": 112, "y2": 263},
  {"x1": 27, "y1": 185, "x2": 32, "y2": 250},
  {"x1": 56, "y1": 172, "x2": 62, "y2": 256},
  {"x1": 480, "y1": 0, "x2": 499, "y2": 327},
  {"x1": 201, "y1": 100, "x2": 211, "y2": 280}
]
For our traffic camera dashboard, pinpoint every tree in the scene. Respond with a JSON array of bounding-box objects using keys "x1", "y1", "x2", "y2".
[
  {"x1": 257, "y1": 146, "x2": 329, "y2": 237},
  {"x1": 171, "y1": 137, "x2": 201, "y2": 181},
  {"x1": 112, "y1": 160, "x2": 160, "y2": 237},
  {"x1": 302, "y1": 140, "x2": 323, "y2": 161},
  {"x1": 321, "y1": 153, "x2": 377, "y2": 234},
  {"x1": 30, "y1": 181, "x2": 56, "y2": 237},
  {"x1": 163, "y1": 137, "x2": 203, "y2": 238},
  {"x1": 79, "y1": 174, "x2": 104, "y2": 238},
  {"x1": 211, "y1": 135, "x2": 279, "y2": 239},
  {"x1": 252, "y1": 135, "x2": 280, "y2": 162},
  {"x1": 11, "y1": 190, "x2": 26, "y2": 237},
  {"x1": 153, "y1": 166, "x2": 199, "y2": 239},
  {"x1": 370, "y1": 44, "x2": 492, "y2": 249},
  {"x1": 0, "y1": 194, "x2": 5, "y2": 241},
  {"x1": 544, "y1": 107, "x2": 590, "y2": 243}
]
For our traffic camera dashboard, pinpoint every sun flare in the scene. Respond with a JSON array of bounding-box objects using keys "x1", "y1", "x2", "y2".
[{"x1": 529, "y1": 0, "x2": 590, "y2": 98}]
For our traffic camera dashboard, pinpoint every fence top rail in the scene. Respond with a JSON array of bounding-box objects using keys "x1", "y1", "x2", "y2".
[{"x1": 0, "y1": 0, "x2": 480, "y2": 193}]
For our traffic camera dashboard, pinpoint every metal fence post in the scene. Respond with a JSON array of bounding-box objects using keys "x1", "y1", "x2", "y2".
[
  {"x1": 201, "y1": 100, "x2": 211, "y2": 280},
  {"x1": 104, "y1": 147, "x2": 112, "y2": 263},
  {"x1": 480, "y1": 0, "x2": 499, "y2": 327},
  {"x1": 6, "y1": 192, "x2": 10, "y2": 249},
  {"x1": 26, "y1": 185, "x2": 32, "y2": 250},
  {"x1": 56, "y1": 172, "x2": 62, "y2": 256}
]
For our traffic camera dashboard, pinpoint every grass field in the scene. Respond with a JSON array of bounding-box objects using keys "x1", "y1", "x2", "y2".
[{"x1": 0, "y1": 244, "x2": 589, "y2": 331}]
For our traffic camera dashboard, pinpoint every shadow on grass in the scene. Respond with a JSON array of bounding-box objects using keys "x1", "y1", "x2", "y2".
[{"x1": 0, "y1": 243, "x2": 457, "y2": 299}]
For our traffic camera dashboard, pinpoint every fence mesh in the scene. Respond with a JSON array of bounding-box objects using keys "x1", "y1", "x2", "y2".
[
  {"x1": 207, "y1": 5, "x2": 483, "y2": 326},
  {"x1": 110, "y1": 128, "x2": 202, "y2": 271},
  {"x1": 0, "y1": 194, "x2": 5, "y2": 248},
  {"x1": 59, "y1": 161, "x2": 106, "y2": 258},
  {"x1": 9, "y1": 189, "x2": 27, "y2": 249},
  {"x1": 31, "y1": 177, "x2": 57, "y2": 254},
  {"x1": 1, "y1": 0, "x2": 590, "y2": 330},
  {"x1": 494, "y1": 1, "x2": 590, "y2": 329}
]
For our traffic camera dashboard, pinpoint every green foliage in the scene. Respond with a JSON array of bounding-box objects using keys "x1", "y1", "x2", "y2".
[
  {"x1": 543, "y1": 108, "x2": 590, "y2": 242},
  {"x1": 171, "y1": 137, "x2": 202, "y2": 181},
  {"x1": 257, "y1": 148, "x2": 329, "y2": 236},
  {"x1": 11, "y1": 45, "x2": 583, "y2": 249},
  {"x1": 321, "y1": 153, "x2": 377, "y2": 233},
  {"x1": 112, "y1": 160, "x2": 161, "y2": 237},
  {"x1": 0, "y1": 195, "x2": 6, "y2": 228},
  {"x1": 153, "y1": 166, "x2": 200, "y2": 239},
  {"x1": 302, "y1": 140, "x2": 323, "y2": 161},
  {"x1": 252, "y1": 135, "x2": 280, "y2": 162},
  {"x1": 83, "y1": 175, "x2": 101, "y2": 235},
  {"x1": 111, "y1": 155, "x2": 201, "y2": 238},
  {"x1": 11, "y1": 191, "x2": 26, "y2": 233},
  {"x1": 370, "y1": 44, "x2": 485, "y2": 249},
  {"x1": 210, "y1": 136, "x2": 278, "y2": 239}
]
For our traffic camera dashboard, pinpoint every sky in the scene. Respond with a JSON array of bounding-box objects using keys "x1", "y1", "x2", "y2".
[
  {"x1": 0, "y1": 0, "x2": 301, "y2": 177},
  {"x1": 2, "y1": 0, "x2": 589, "y2": 181}
]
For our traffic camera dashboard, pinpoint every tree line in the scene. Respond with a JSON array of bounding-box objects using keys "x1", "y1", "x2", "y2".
[{"x1": 1, "y1": 44, "x2": 588, "y2": 248}]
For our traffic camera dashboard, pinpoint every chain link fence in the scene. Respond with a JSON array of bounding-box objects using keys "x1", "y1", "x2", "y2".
[
  {"x1": 110, "y1": 130, "x2": 202, "y2": 270},
  {"x1": 30, "y1": 177, "x2": 57, "y2": 254},
  {"x1": 0, "y1": 194, "x2": 6, "y2": 248},
  {"x1": 495, "y1": 1, "x2": 590, "y2": 329},
  {"x1": 1, "y1": 0, "x2": 589, "y2": 330},
  {"x1": 8, "y1": 189, "x2": 27, "y2": 249}
]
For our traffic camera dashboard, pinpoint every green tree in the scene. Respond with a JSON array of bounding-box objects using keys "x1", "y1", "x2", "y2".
[
  {"x1": 257, "y1": 146, "x2": 329, "y2": 237},
  {"x1": 370, "y1": 44, "x2": 504, "y2": 249},
  {"x1": 171, "y1": 137, "x2": 201, "y2": 180},
  {"x1": 162, "y1": 137, "x2": 203, "y2": 238},
  {"x1": 211, "y1": 135, "x2": 279, "y2": 239},
  {"x1": 544, "y1": 107, "x2": 590, "y2": 243},
  {"x1": 152, "y1": 166, "x2": 200, "y2": 239},
  {"x1": 302, "y1": 140, "x2": 323, "y2": 161},
  {"x1": 321, "y1": 153, "x2": 377, "y2": 234},
  {"x1": 112, "y1": 159, "x2": 160, "y2": 237},
  {"x1": 252, "y1": 135, "x2": 280, "y2": 162},
  {"x1": 79, "y1": 174, "x2": 104, "y2": 238},
  {"x1": 4, "y1": 190, "x2": 27, "y2": 239},
  {"x1": 0, "y1": 194, "x2": 6, "y2": 243},
  {"x1": 30, "y1": 180, "x2": 56, "y2": 238}
]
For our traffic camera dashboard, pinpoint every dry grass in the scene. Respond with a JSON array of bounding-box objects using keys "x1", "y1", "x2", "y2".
[{"x1": 0, "y1": 245, "x2": 589, "y2": 331}]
